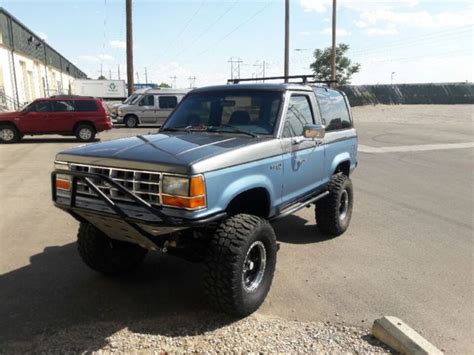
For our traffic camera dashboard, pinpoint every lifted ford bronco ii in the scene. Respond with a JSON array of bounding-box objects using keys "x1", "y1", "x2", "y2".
[{"x1": 52, "y1": 78, "x2": 357, "y2": 316}]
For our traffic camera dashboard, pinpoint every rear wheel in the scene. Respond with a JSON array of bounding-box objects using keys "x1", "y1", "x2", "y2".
[
  {"x1": 124, "y1": 115, "x2": 138, "y2": 128},
  {"x1": 75, "y1": 124, "x2": 96, "y2": 142},
  {"x1": 0, "y1": 125, "x2": 20, "y2": 143},
  {"x1": 315, "y1": 174, "x2": 353, "y2": 236},
  {"x1": 203, "y1": 214, "x2": 277, "y2": 316},
  {"x1": 77, "y1": 222, "x2": 148, "y2": 275}
]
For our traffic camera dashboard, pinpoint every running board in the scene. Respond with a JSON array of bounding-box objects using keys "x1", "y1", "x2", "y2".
[{"x1": 271, "y1": 191, "x2": 330, "y2": 221}]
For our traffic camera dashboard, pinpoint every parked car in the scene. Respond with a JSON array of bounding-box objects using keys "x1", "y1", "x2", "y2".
[
  {"x1": 114, "y1": 88, "x2": 188, "y2": 127},
  {"x1": 0, "y1": 95, "x2": 112, "y2": 143},
  {"x1": 51, "y1": 81, "x2": 357, "y2": 316}
]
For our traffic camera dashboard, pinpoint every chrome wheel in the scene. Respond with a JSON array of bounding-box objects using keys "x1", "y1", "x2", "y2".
[
  {"x1": 339, "y1": 189, "x2": 349, "y2": 221},
  {"x1": 1, "y1": 127, "x2": 15, "y2": 142},
  {"x1": 78, "y1": 127, "x2": 93, "y2": 141},
  {"x1": 242, "y1": 241, "x2": 267, "y2": 292}
]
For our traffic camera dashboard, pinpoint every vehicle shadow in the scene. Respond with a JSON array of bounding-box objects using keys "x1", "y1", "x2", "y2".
[
  {"x1": 272, "y1": 214, "x2": 336, "y2": 244},
  {"x1": 0, "y1": 243, "x2": 234, "y2": 352},
  {"x1": 113, "y1": 124, "x2": 161, "y2": 130},
  {"x1": 16, "y1": 138, "x2": 100, "y2": 144}
]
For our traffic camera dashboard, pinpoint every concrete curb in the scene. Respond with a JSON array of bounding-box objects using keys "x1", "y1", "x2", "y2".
[{"x1": 372, "y1": 316, "x2": 443, "y2": 355}]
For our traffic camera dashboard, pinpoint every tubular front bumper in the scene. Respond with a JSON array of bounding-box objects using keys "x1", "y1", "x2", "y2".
[{"x1": 51, "y1": 170, "x2": 226, "y2": 249}]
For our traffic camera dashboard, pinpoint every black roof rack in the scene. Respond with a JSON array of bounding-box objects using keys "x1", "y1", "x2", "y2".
[{"x1": 227, "y1": 75, "x2": 337, "y2": 85}]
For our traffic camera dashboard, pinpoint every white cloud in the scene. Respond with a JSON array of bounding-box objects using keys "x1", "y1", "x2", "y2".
[
  {"x1": 300, "y1": 0, "x2": 330, "y2": 13},
  {"x1": 110, "y1": 40, "x2": 126, "y2": 49},
  {"x1": 299, "y1": 31, "x2": 311, "y2": 36},
  {"x1": 37, "y1": 31, "x2": 48, "y2": 41},
  {"x1": 80, "y1": 54, "x2": 114, "y2": 62},
  {"x1": 322, "y1": 27, "x2": 351, "y2": 37},
  {"x1": 357, "y1": 7, "x2": 474, "y2": 30},
  {"x1": 300, "y1": 0, "x2": 419, "y2": 13},
  {"x1": 364, "y1": 25, "x2": 399, "y2": 36}
]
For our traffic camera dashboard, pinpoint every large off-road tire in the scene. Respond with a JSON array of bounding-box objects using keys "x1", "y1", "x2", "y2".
[
  {"x1": 316, "y1": 174, "x2": 353, "y2": 236},
  {"x1": 203, "y1": 214, "x2": 277, "y2": 316},
  {"x1": 77, "y1": 222, "x2": 148, "y2": 275},
  {"x1": 124, "y1": 115, "x2": 139, "y2": 128},
  {"x1": 0, "y1": 124, "x2": 20, "y2": 143},
  {"x1": 75, "y1": 124, "x2": 96, "y2": 142}
]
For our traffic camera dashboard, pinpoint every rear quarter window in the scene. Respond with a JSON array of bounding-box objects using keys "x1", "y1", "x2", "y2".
[
  {"x1": 74, "y1": 100, "x2": 98, "y2": 112},
  {"x1": 314, "y1": 89, "x2": 352, "y2": 131},
  {"x1": 159, "y1": 96, "x2": 178, "y2": 109}
]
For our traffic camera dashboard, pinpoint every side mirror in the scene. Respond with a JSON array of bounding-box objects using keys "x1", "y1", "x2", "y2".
[{"x1": 303, "y1": 124, "x2": 325, "y2": 139}]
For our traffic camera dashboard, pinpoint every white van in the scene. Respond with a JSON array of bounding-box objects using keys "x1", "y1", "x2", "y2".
[{"x1": 114, "y1": 88, "x2": 188, "y2": 127}]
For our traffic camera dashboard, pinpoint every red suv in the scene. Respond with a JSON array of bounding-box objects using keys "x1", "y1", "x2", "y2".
[{"x1": 0, "y1": 96, "x2": 113, "y2": 143}]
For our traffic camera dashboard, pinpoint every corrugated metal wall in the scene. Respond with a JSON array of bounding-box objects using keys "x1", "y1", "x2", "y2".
[{"x1": 340, "y1": 83, "x2": 474, "y2": 106}]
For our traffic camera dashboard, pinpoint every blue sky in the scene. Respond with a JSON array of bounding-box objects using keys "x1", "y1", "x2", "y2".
[{"x1": 2, "y1": 0, "x2": 473, "y2": 87}]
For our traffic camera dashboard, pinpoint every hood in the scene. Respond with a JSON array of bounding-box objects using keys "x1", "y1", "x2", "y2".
[
  {"x1": 56, "y1": 132, "x2": 269, "y2": 174},
  {"x1": 0, "y1": 111, "x2": 20, "y2": 118}
]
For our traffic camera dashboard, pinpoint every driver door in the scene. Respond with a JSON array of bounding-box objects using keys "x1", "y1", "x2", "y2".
[
  {"x1": 20, "y1": 101, "x2": 52, "y2": 133},
  {"x1": 280, "y1": 93, "x2": 325, "y2": 205}
]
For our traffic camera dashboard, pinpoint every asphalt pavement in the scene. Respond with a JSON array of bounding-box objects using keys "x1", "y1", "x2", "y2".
[{"x1": 0, "y1": 105, "x2": 472, "y2": 353}]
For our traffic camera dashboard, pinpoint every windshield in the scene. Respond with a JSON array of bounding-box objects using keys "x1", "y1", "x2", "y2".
[
  {"x1": 161, "y1": 91, "x2": 282, "y2": 136},
  {"x1": 123, "y1": 94, "x2": 142, "y2": 105}
]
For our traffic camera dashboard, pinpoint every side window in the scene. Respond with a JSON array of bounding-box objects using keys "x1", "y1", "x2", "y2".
[
  {"x1": 315, "y1": 89, "x2": 352, "y2": 131},
  {"x1": 31, "y1": 101, "x2": 52, "y2": 112},
  {"x1": 139, "y1": 95, "x2": 154, "y2": 106},
  {"x1": 53, "y1": 100, "x2": 75, "y2": 112},
  {"x1": 159, "y1": 96, "x2": 178, "y2": 109},
  {"x1": 283, "y1": 95, "x2": 314, "y2": 138},
  {"x1": 75, "y1": 100, "x2": 98, "y2": 112}
]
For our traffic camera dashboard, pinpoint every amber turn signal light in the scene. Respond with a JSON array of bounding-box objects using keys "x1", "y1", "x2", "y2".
[
  {"x1": 162, "y1": 195, "x2": 206, "y2": 209},
  {"x1": 190, "y1": 176, "x2": 206, "y2": 197},
  {"x1": 56, "y1": 178, "x2": 71, "y2": 191}
]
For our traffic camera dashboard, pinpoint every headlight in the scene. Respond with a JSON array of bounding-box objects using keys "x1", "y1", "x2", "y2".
[
  {"x1": 162, "y1": 175, "x2": 189, "y2": 196},
  {"x1": 161, "y1": 175, "x2": 206, "y2": 210},
  {"x1": 118, "y1": 109, "x2": 123, "y2": 115},
  {"x1": 54, "y1": 161, "x2": 71, "y2": 191}
]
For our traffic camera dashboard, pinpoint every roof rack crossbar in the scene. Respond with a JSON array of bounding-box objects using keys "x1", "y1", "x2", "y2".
[{"x1": 227, "y1": 75, "x2": 337, "y2": 85}]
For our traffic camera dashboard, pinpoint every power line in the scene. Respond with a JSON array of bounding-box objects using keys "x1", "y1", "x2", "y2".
[
  {"x1": 197, "y1": 1, "x2": 274, "y2": 57},
  {"x1": 350, "y1": 26, "x2": 473, "y2": 56},
  {"x1": 167, "y1": 0, "x2": 241, "y2": 62},
  {"x1": 147, "y1": 0, "x2": 206, "y2": 68}
]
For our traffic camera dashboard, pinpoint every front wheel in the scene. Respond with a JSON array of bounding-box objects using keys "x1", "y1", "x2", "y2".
[
  {"x1": 124, "y1": 115, "x2": 138, "y2": 128},
  {"x1": 316, "y1": 174, "x2": 353, "y2": 236},
  {"x1": 77, "y1": 223, "x2": 148, "y2": 275},
  {"x1": 203, "y1": 214, "x2": 277, "y2": 316}
]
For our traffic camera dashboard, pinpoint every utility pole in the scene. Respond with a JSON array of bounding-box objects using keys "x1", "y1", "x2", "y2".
[
  {"x1": 188, "y1": 76, "x2": 196, "y2": 88},
  {"x1": 118, "y1": 64, "x2": 121, "y2": 80},
  {"x1": 228, "y1": 57, "x2": 243, "y2": 80},
  {"x1": 100, "y1": 63, "x2": 103, "y2": 77},
  {"x1": 136, "y1": 71, "x2": 140, "y2": 84},
  {"x1": 109, "y1": 69, "x2": 112, "y2": 80},
  {"x1": 144, "y1": 67, "x2": 148, "y2": 85},
  {"x1": 253, "y1": 60, "x2": 269, "y2": 81},
  {"x1": 391, "y1": 71, "x2": 396, "y2": 85},
  {"x1": 169, "y1": 75, "x2": 177, "y2": 88},
  {"x1": 331, "y1": 0, "x2": 337, "y2": 86},
  {"x1": 284, "y1": 0, "x2": 289, "y2": 82},
  {"x1": 126, "y1": 0, "x2": 134, "y2": 94}
]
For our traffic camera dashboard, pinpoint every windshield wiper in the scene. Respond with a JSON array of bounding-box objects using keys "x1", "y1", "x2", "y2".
[{"x1": 207, "y1": 124, "x2": 258, "y2": 138}]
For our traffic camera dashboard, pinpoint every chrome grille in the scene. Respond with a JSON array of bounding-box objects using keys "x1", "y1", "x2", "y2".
[{"x1": 70, "y1": 164, "x2": 161, "y2": 205}]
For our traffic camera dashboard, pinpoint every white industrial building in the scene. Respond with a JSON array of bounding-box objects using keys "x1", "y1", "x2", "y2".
[{"x1": 0, "y1": 8, "x2": 86, "y2": 111}]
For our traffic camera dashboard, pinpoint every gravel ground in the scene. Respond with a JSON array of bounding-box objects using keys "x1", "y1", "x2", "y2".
[{"x1": 1, "y1": 313, "x2": 391, "y2": 353}]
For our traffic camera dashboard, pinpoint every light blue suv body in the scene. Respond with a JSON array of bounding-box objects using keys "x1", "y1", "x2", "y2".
[{"x1": 52, "y1": 82, "x2": 357, "y2": 316}]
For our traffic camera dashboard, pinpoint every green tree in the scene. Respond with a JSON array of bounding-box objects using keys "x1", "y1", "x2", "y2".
[
  {"x1": 97, "y1": 75, "x2": 107, "y2": 80},
  {"x1": 309, "y1": 43, "x2": 360, "y2": 85},
  {"x1": 159, "y1": 82, "x2": 172, "y2": 88}
]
